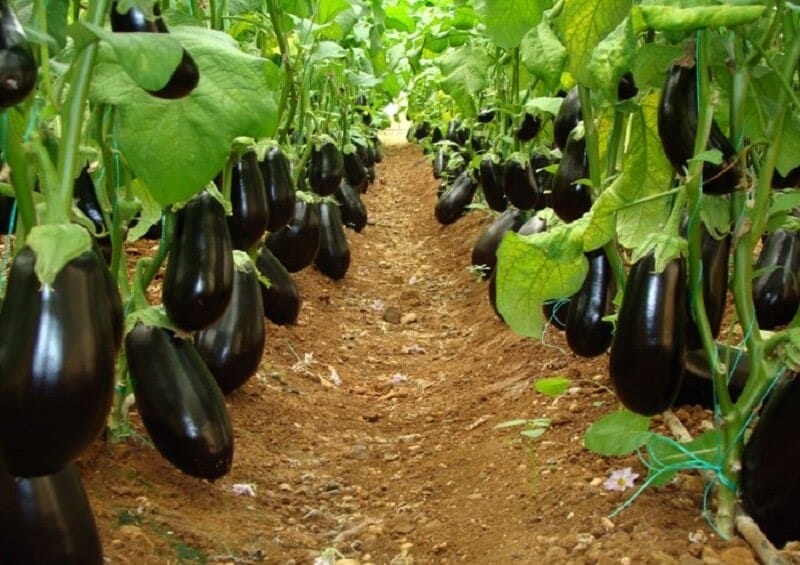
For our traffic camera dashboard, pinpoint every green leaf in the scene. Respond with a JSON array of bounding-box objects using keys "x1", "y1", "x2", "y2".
[
  {"x1": 534, "y1": 376, "x2": 571, "y2": 396},
  {"x1": 26, "y1": 224, "x2": 93, "y2": 286},
  {"x1": 520, "y1": 20, "x2": 566, "y2": 90},
  {"x1": 317, "y1": 0, "x2": 350, "y2": 24},
  {"x1": 634, "y1": 5, "x2": 766, "y2": 33},
  {"x1": 699, "y1": 195, "x2": 732, "y2": 239},
  {"x1": 437, "y1": 46, "x2": 491, "y2": 117},
  {"x1": 384, "y1": 5, "x2": 416, "y2": 32},
  {"x1": 556, "y1": 0, "x2": 631, "y2": 87},
  {"x1": 125, "y1": 305, "x2": 176, "y2": 337},
  {"x1": 126, "y1": 178, "x2": 163, "y2": 242},
  {"x1": 587, "y1": 16, "x2": 636, "y2": 100},
  {"x1": 690, "y1": 148, "x2": 724, "y2": 165},
  {"x1": 473, "y1": 0, "x2": 548, "y2": 50},
  {"x1": 632, "y1": 43, "x2": 684, "y2": 91},
  {"x1": 311, "y1": 40, "x2": 347, "y2": 61},
  {"x1": 524, "y1": 96, "x2": 564, "y2": 117},
  {"x1": 83, "y1": 23, "x2": 184, "y2": 92},
  {"x1": 90, "y1": 26, "x2": 280, "y2": 207},
  {"x1": 496, "y1": 225, "x2": 588, "y2": 337},
  {"x1": 584, "y1": 409, "x2": 652, "y2": 456},
  {"x1": 521, "y1": 428, "x2": 547, "y2": 439},
  {"x1": 644, "y1": 430, "x2": 722, "y2": 487}
]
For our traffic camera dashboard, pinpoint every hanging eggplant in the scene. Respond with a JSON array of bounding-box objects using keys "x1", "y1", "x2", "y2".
[
  {"x1": 503, "y1": 156, "x2": 538, "y2": 211},
  {"x1": 314, "y1": 201, "x2": 351, "y2": 280},
  {"x1": 73, "y1": 164, "x2": 111, "y2": 264},
  {"x1": 515, "y1": 112, "x2": 541, "y2": 142},
  {"x1": 220, "y1": 150, "x2": 269, "y2": 250},
  {"x1": 657, "y1": 60, "x2": 739, "y2": 194},
  {"x1": 259, "y1": 145, "x2": 296, "y2": 232},
  {"x1": 478, "y1": 155, "x2": 507, "y2": 212},
  {"x1": 685, "y1": 225, "x2": 730, "y2": 349},
  {"x1": 0, "y1": 248, "x2": 117, "y2": 477},
  {"x1": 0, "y1": 0, "x2": 37, "y2": 108},
  {"x1": 343, "y1": 150, "x2": 368, "y2": 193},
  {"x1": 553, "y1": 87, "x2": 582, "y2": 152},
  {"x1": 752, "y1": 229, "x2": 800, "y2": 329},
  {"x1": 265, "y1": 199, "x2": 322, "y2": 272},
  {"x1": 0, "y1": 463, "x2": 103, "y2": 564},
  {"x1": 566, "y1": 249, "x2": 615, "y2": 358},
  {"x1": 255, "y1": 245, "x2": 301, "y2": 325},
  {"x1": 551, "y1": 135, "x2": 591, "y2": 223},
  {"x1": 309, "y1": 139, "x2": 344, "y2": 197},
  {"x1": 471, "y1": 208, "x2": 524, "y2": 279},
  {"x1": 334, "y1": 179, "x2": 367, "y2": 233},
  {"x1": 126, "y1": 323, "x2": 234, "y2": 480},
  {"x1": 163, "y1": 191, "x2": 234, "y2": 331},
  {"x1": 435, "y1": 170, "x2": 478, "y2": 225},
  {"x1": 194, "y1": 260, "x2": 265, "y2": 394}
]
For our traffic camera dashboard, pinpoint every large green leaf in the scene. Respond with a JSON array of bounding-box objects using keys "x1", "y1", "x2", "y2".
[
  {"x1": 555, "y1": 0, "x2": 631, "y2": 87},
  {"x1": 90, "y1": 27, "x2": 280, "y2": 207},
  {"x1": 496, "y1": 224, "x2": 588, "y2": 338},
  {"x1": 584, "y1": 409, "x2": 652, "y2": 456},
  {"x1": 644, "y1": 430, "x2": 722, "y2": 487},
  {"x1": 520, "y1": 19, "x2": 566, "y2": 90},
  {"x1": 473, "y1": 0, "x2": 548, "y2": 49},
  {"x1": 385, "y1": 4, "x2": 416, "y2": 32},
  {"x1": 587, "y1": 16, "x2": 636, "y2": 100},
  {"x1": 437, "y1": 46, "x2": 492, "y2": 117}
]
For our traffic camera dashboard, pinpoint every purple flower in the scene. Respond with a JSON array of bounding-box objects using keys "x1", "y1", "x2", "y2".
[{"x1": 603, "y1": 467, "x2": 639, "y2": 491}]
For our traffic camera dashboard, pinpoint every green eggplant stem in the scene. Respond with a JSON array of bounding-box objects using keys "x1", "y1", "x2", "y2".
[
  {"x1": 34, "y1": 0, "x2": 57, "y2": 110},
  {"x1": 54, "y1": 0, "x2": 111, "y2": 225},
  {"x1": 5, "y1": 110, "x2": 37, "y2": 235}
]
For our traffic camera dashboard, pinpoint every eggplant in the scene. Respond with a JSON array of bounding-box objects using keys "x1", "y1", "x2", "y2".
[
  {"x1": 259, "y1": 146, "x2": 296, "y2": 232},
  {"x1": 433, "y1": 147, "x2": 449, "y2": 180},
  {"x1": 657, "y1": 60, "x2": 739, "y2": 195},
  {"x1": 163, "y1": 191, "x2": 234, "y2": 331},
  {"x1": 127, "y1": 323, "x2": 233, "y2": 479},
  {"x1": 334, "y1": 179, "x2": 367, "y2": 232},
  {"x1": 314, "y1": 201, "x2": 351, "y2": 280},
  {"x1": 551, "y1": 135, "x2": 591, "y2": 223},
  {"x1": 516, "y1": 113, "x2": 541, "y2": 142},
  {"x1": 617, "y1": 71, "x2": 638, "y2": 101},
  {"x1": 446, "y1": 119, "x2": 468, "y2": 146},
  {"x1": 265, "y1": 199, "x2": 321, "y2": 272},
  {"x1": 503, "y1": 156, "x2": 538, "y2": 211},
  {"x1": 309, "y1": 140, "x2": 344, "y2": 196},
  {"x1": 221, "y1": 150, "x2": 269, "y2": 251},
  {"x1": 477, "y1": 108, "x2": 495, "y2": 123},
  {"x1": 411, "y1": 121, "x2": 431, "y2": 142},
  {"x1": 0, "y1": 248, "x2": 116, "y2": 477},
  {"x1": 530, "y1": 152, "x2": 553, "y2": 210},
  {"x1": 471, "y1": 208, "x2": 524, "y2": 279},
  {"x1": 109, "y1": 2, "x2": 199, "y2": 99},
  {"x1": 194, "y1": 261, "x2": 265, "y2": 394},
  {"x1": 343, "y1": 150, "x2": 368, "y2": 193},
  {"x1": 434, "y1": 170, "x2": 478, "y2": 225},
  {"x1": 566, "y1": 249, "x2": 615, "y2": 358},
  {"x1": 741, "y1": 372, "x2": 800, "y2": 548},
  {"x1": 0, "y1": 0, "x2": 37, "y2": 108},
  {"x1": 0, "y1": 463, "x2": 103, "y2": 564},
  {"x1": 553, "y1": 87, "x2": 582, "y2": 152},
  {"x1": 773, "y1": 166, "x2": 800, "y2": 189},
  {"x1": 478, "y1": 155, "x2": 507, "y2": 212},
  {"x1": 255, "y1": 245, "x2": 301, "y2": 325},
  {"x1": 73, "y1": 164, "x2": 111, "y2": 263},
  {"x1": 753, "y1": 230, "x2": 800, "y2": 329},
  {"x1": 430, "y1": 126, "x2": 443, "y2": 144},
  {"x1": 686, "y1": 226, "x2": 730, "y2": 349},
  {"x1": 673, "y1": 347, "x2": 748, "y2": 408},
  {"x1": 609, "y1": 253, "x2": 687, "y2": 416}
]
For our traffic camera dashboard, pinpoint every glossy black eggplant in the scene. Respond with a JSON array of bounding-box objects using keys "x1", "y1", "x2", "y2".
[
  {"x1": 657, "y1": 61, "x2": 739, "y2": 195},
  {"x1": 530, "y1": 153, "x2": 553, "y2": 210},
  {"x1": 265, "y1": 199, "x2": 321, "y2": 272},
  {"x1": 343, "y1": 150, "x2": 368, "y2": 193},
  {"x1": 551, "y1": 135, "x2": 591, "y2": 222},
  {"x1": 503, "y1": 156, "x2": 538, "y2": 211},
  {"x1": 553, "y1": 87, "x2": 581, "y2": 151},
  {"x1": 741, "y1": 373, "x2": 800, "y2": 548},
  {"x1": 566, "y1": 249, "x2": 615, "y2": 357},
  {"x1": 446, "y1": 119, "x2": 468, "y2": 146},
  {"x1": 477, "y1": 108, "x2": 495, "y2": 123},
  {"x1": 73, "y1": 165, "x2": 111, "y2": 263},
  {"x1": 617, "y1": 72, "x2": 638, "y2": 101},
  {"x1": 686, "y1": 226, "x2": 730, "y2": 349},
  {"x1": 435, "y1": 170, "x2": 478, "y2": 225},
  {"x1": 163, "y1": 191, "x2": 234, "y2": 331},
  {"x1": 309, "y1": 140, "x2": 344, "y2": 196},
  {"x1": 334, "y1": 179, "x2": 367, "y2": 232},
  {"x1": 315, "y1": 201, "x2": 351, "y2": 280},
  {"x1": 478, "y1": 156, "x2": 507, "y2": 212},
  {"x1": 194, "y1": 261, "x2": 265, "y2": 394},
  {"x1": 126, "y1": 323, "x2": 233, "y2": 479},
  {"x1": 255, "y1": 245, "x2": 301, "y2": 325},
  {"x1": 433, "y1": 147, "x2": 449, "y2": 179},
  {"x1": 673, "y1": 347, "x2": 748, "y2": 408},
  {"x1": 109, "y1": 2, "x2": 199, "y2": 99},
  {"x1": 516, "y1": 113, "x2": 541, "y2": 142},
  {"x1": 0, "y1": 0, "x2": 37, "y2": 108},
  {"x1": 221, "y1": 151, "x2": 269, "y2": 251},
  {"x1": 0, "y1": 463, "x2": 103, "y2": 564},
  {"x1": 753, "y1": 229, "x2": 800, "y2": 329},
  {"x1": 609, "y1": 253, "x2": 687, "y2": 416},
  {"x1": 0, "y1": 248, "x2": 116, "y2": 476},
  {"x1": 471, "y1": 208, "x2": 524, "y2": 279},
  {"x1": 260, "y1": 146, "x2": 296, "y2": 232}
]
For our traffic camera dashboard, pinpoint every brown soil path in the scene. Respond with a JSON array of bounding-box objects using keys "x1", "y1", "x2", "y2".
[{"x1": 81, "y1": 140, "x2": 756, "y2": 564}]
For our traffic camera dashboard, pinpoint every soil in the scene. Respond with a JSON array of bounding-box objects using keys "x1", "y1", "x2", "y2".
[{"x1": 80, "y1": 135, "x2": 760, "y2": 565}]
